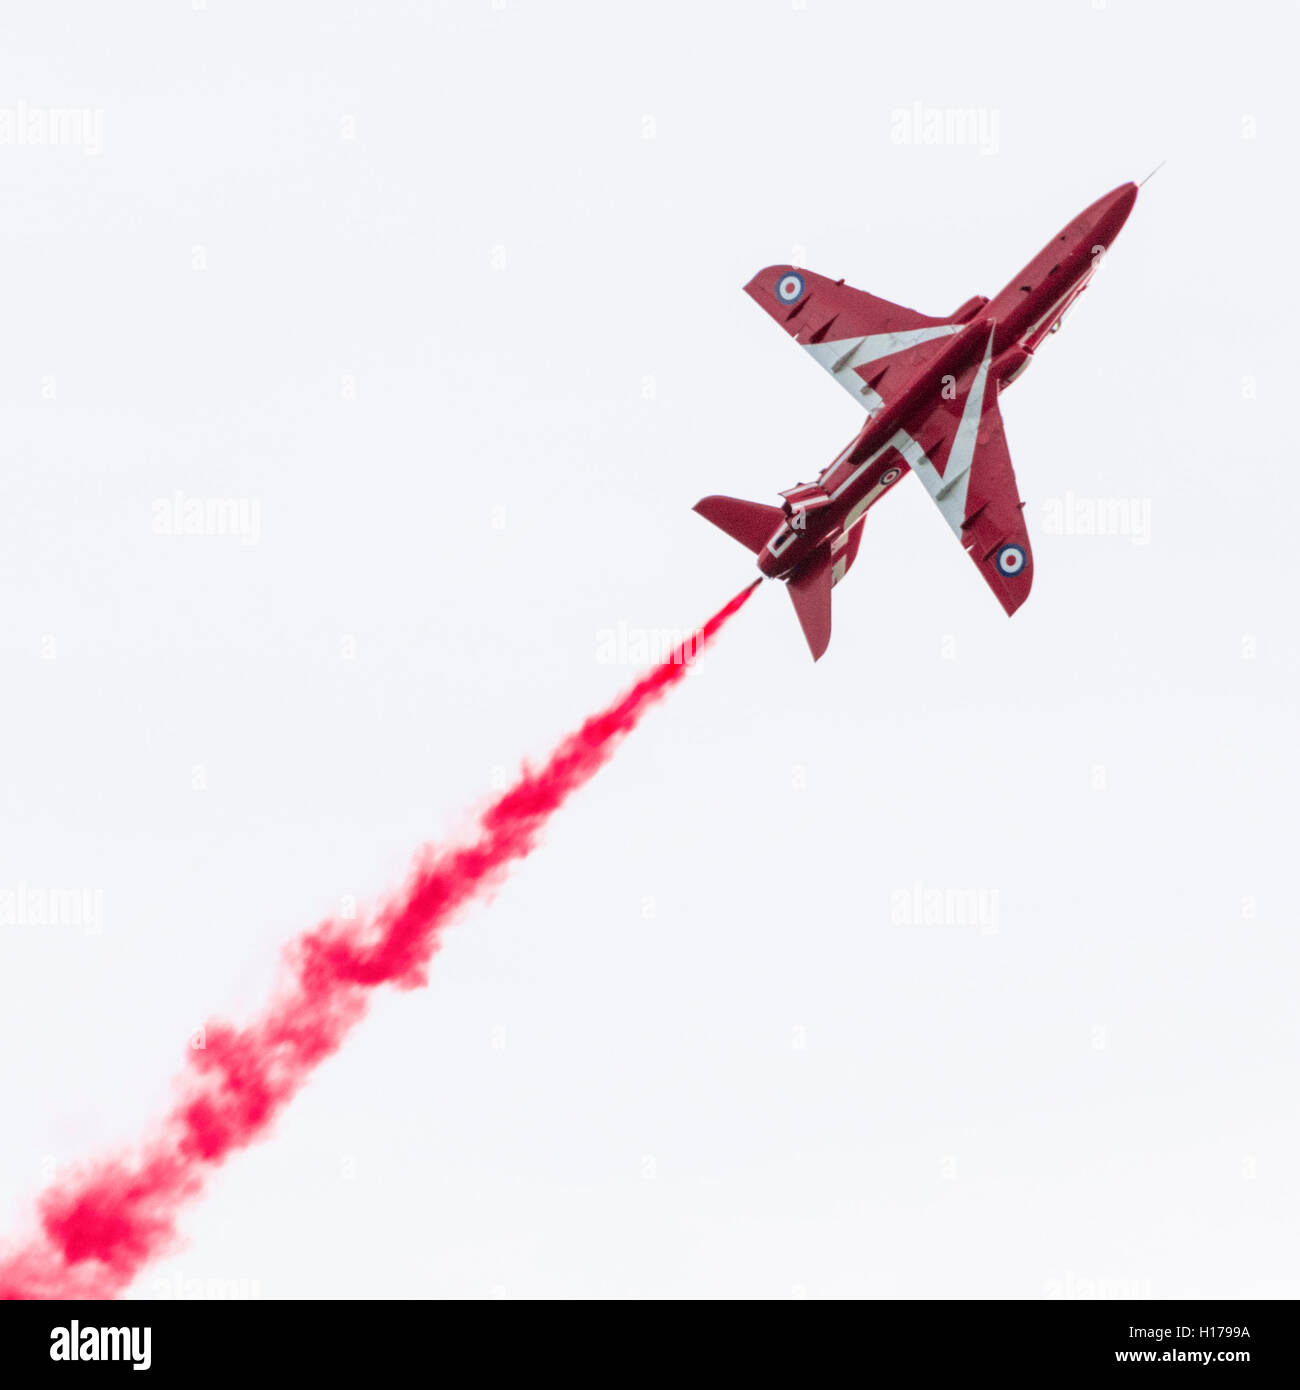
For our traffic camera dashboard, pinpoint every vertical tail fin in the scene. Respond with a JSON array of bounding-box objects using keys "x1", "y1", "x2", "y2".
[{"x1": 787, "y1": 552, "x2": 833, "y2": 661}]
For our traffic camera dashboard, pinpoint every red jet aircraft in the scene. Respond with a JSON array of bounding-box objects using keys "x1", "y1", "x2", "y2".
[{"x1": 695, "y1": 182, "x2": 1138, "y2": 659}]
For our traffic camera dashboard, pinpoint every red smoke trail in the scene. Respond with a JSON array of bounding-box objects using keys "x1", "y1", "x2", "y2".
[{"x1": 0, "y1": 581, "x2": 759, "y2": 1299}]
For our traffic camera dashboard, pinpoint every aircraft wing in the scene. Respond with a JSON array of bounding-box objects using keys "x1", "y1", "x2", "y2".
[
  {"x1": 906, "y1": 328, "x2": 1034, "y2": 615},
  {"x1": 744, "y1": 265, "x2": 981, "y2": 414}
]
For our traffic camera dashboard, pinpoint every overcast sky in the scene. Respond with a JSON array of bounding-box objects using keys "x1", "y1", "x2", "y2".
[{"x1": 0, "y1": 0, "x2": 1295, "y2": 1298}]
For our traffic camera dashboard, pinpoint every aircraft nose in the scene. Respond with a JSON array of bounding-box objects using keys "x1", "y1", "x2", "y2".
[{"x1": 1093, "y1": 182, "x2": 1138, "y2": 247}]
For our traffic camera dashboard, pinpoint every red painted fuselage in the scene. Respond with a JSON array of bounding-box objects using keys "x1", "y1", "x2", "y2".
[{"x1": 756, "y1": 183, "x2": 1137, "y2": 581}]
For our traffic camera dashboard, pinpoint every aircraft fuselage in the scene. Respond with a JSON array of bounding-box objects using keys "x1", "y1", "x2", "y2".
[{"x1": 755, "y1": 183, "x2": 1137, "y2": 582}]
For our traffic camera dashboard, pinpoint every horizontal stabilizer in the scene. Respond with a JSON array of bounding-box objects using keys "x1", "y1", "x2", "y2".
[{"x1": 693, "y1": 495, "x2": 783, "y2": 554}]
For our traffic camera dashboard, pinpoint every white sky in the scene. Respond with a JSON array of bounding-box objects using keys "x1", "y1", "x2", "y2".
[{"x1": 0, "y1": 0, "x2": 1296, "y2": 1299}]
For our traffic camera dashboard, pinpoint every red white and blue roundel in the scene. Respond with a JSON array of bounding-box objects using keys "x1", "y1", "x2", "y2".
[
  {"x1": 775, "y1": 272, "x2": 806, "y2": 304},
  {"x1": 879, "y1": 466, "x2": 902, "y2": 486},
  {"x1": 996, "y1": 544, "x2": 1027, "y2": 577}
]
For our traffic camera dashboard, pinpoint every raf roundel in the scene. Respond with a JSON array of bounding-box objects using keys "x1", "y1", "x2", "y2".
[
  {"x1": 775, "y1": 272, "x2": 806, "y2": 304},
  {"x1": 996, "y1": 544, "x2": 1027, "y2": 577},
  {"x1": 880, "y1": 466, "x2": 902, "y2": 486}
]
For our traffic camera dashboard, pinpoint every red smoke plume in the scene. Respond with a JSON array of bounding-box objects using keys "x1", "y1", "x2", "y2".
[{"x1": 0, "y1": 582, "x2": 759, "y2": 1299}]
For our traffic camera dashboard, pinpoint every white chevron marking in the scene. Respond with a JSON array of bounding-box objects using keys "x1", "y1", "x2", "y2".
[
  {"x1": 906, "y1": 325, "x2": 997, "y2": 539},
  {"x1": 803, "y1": 324, "x2": 963, "y2": 412}
]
